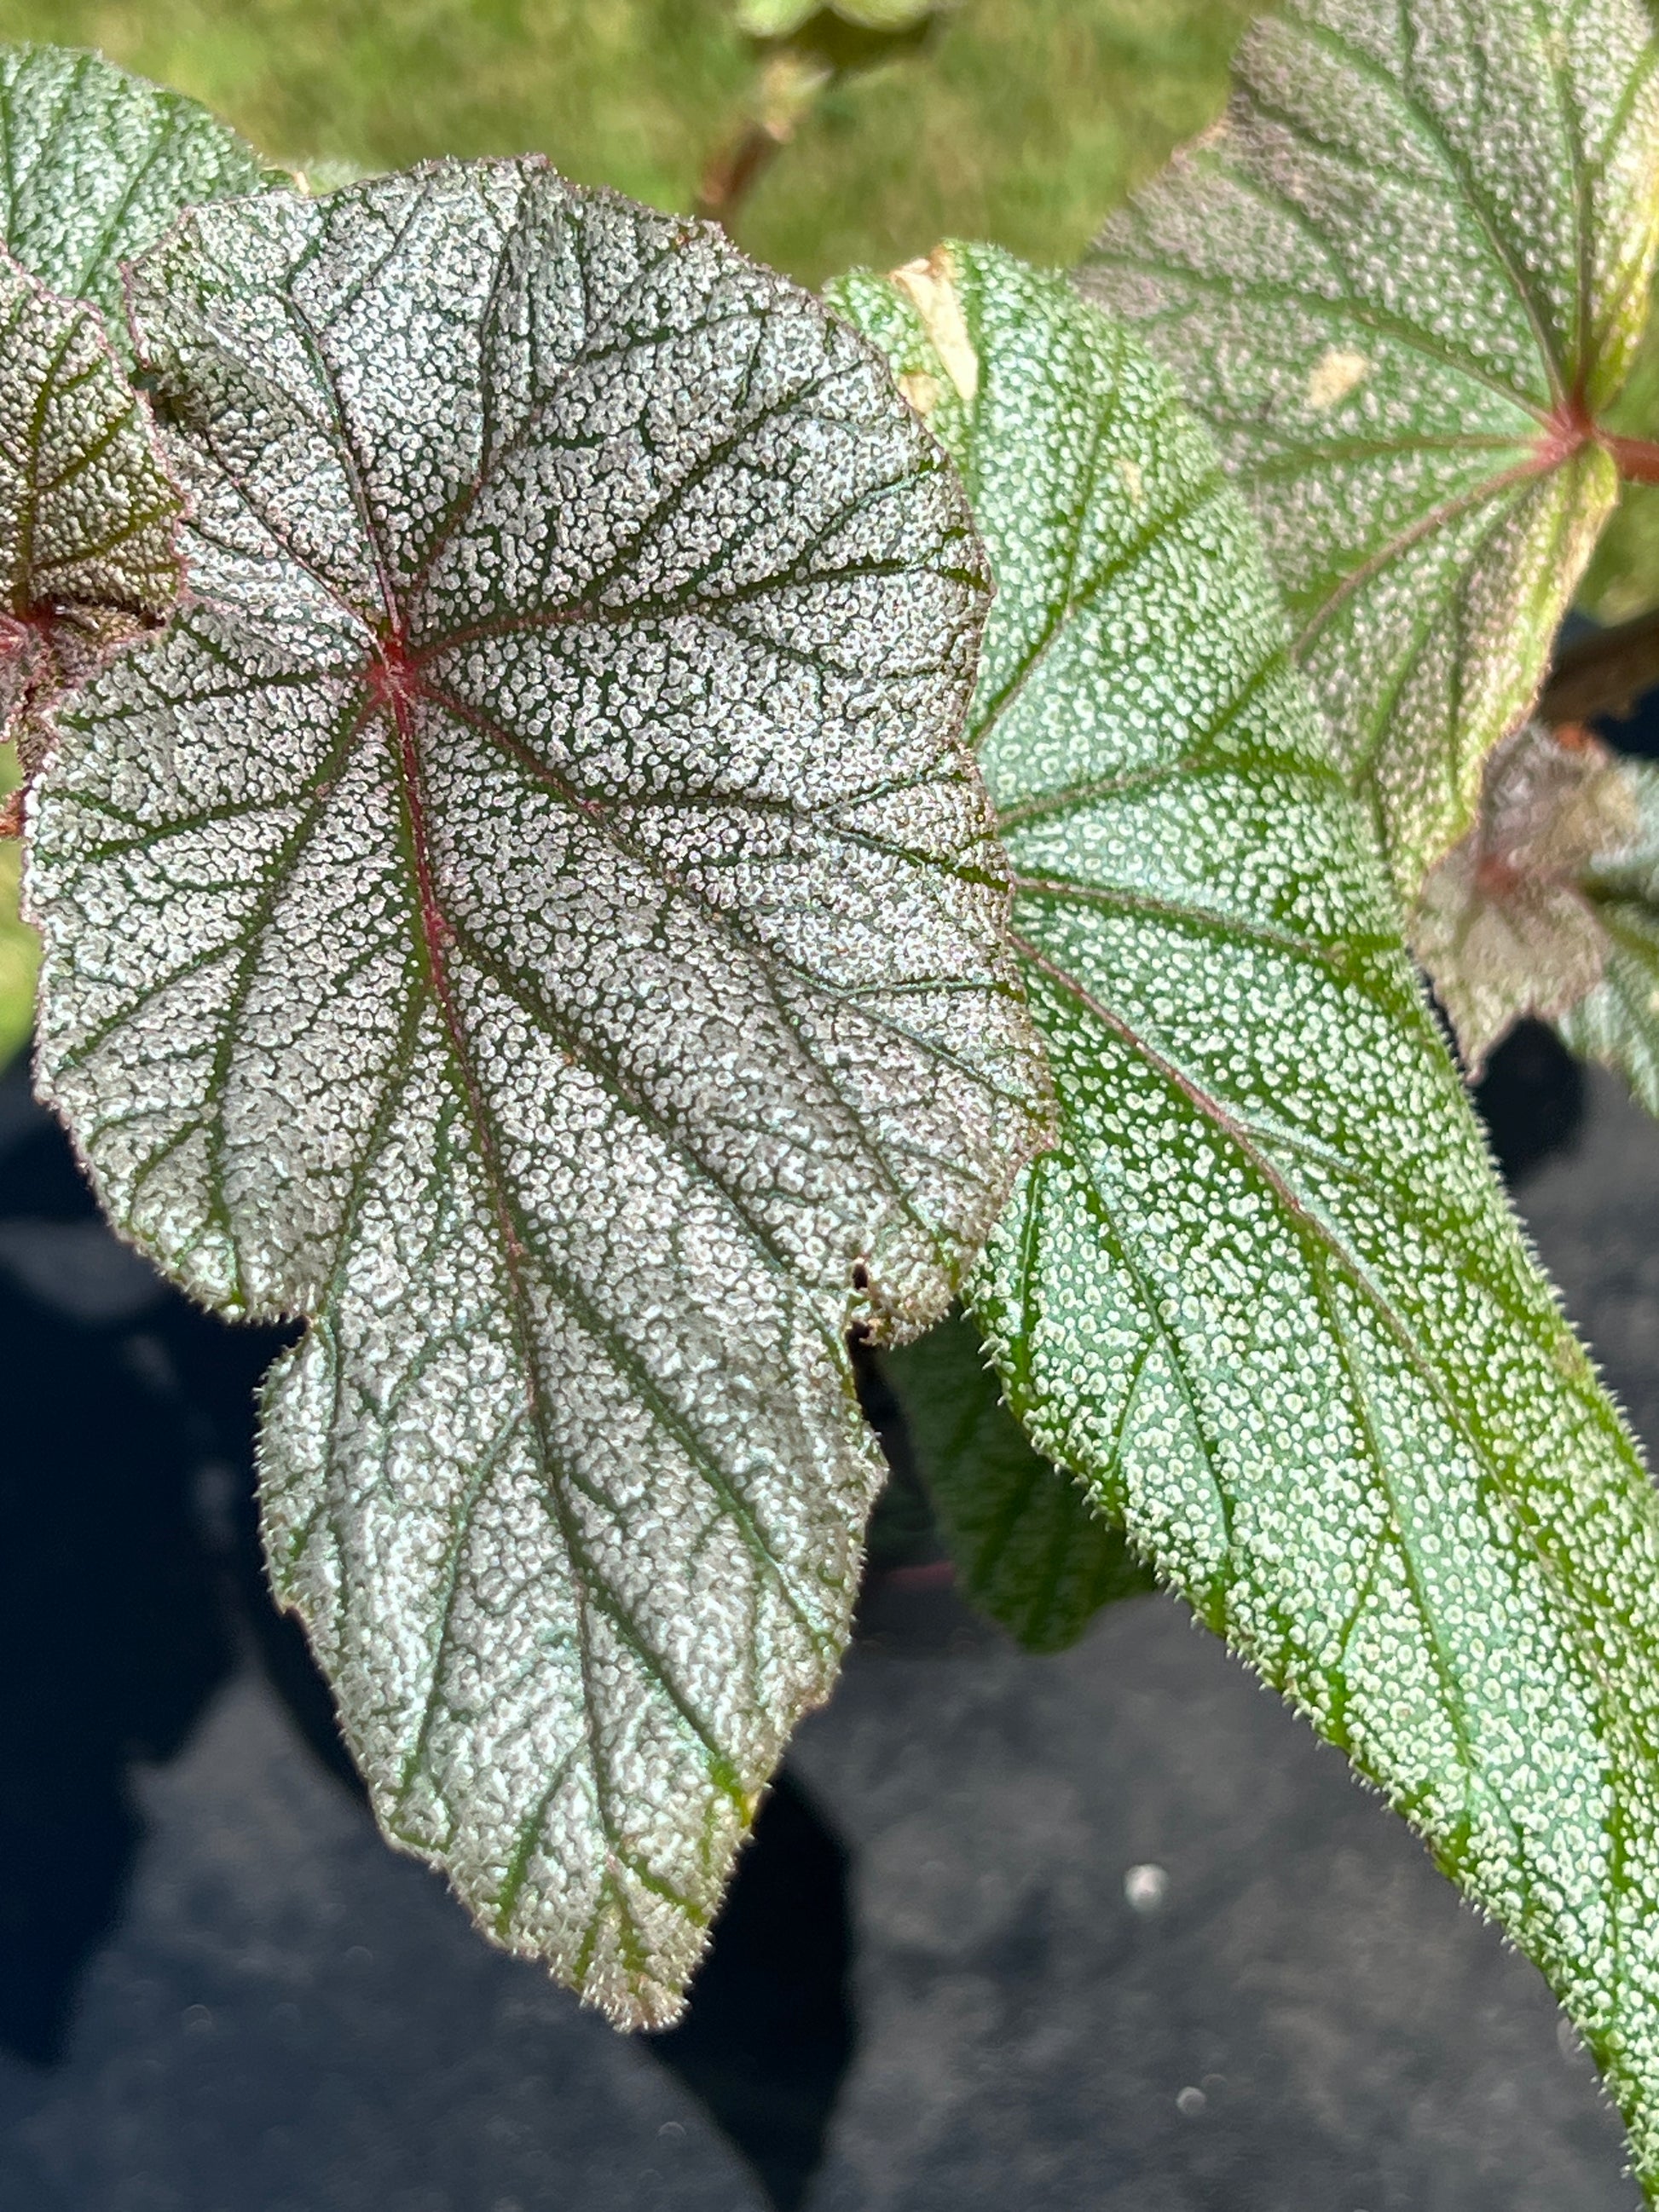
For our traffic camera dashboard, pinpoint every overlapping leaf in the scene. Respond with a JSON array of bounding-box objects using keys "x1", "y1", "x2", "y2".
[
  {"x1": 880, "y1": 1308, "x2": 1153, "y2": 1651},
  {"x1": 1557, "y1": 755, "x2": 1659, "y2": 1111},
  {"x1": 0, "y1": 43, "x2": 273, "y2": 338},
  {"x1": 834, "y1": 243, "x2": 1659, "y2": 2192},
  {"x1": 1413, "y1": 718, "x2": 1643, "y2": 1071},
  {"x1": 1080, "y1": 0, "x2": 1659, "y2": 903},
  {"x1": 0, "y1": 249, "x2": 180, "y2": 782},
  {"x1": 25, "y1": 162, "x2": 1051, "y2": 2026}
]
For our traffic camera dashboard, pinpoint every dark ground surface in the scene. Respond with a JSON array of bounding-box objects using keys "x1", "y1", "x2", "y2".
[{"x1": 0, "y1": 1029, "x2": 1654, "y2": 2212}]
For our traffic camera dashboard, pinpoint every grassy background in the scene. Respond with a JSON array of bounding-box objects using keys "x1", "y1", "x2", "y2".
[
  {"x1": 0, "y1": 0, "x2": 1259, "y2": 1061},
  {"x1": 0, "y1": 1, "x2": 1256, "y2": 284}
]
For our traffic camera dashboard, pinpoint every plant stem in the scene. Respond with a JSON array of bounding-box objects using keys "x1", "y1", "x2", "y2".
[
  {"x1": 1604, "y1": 432, "x2": 1659, "y2": 485},
  {"x1": 696, "y1": 49, "x2": 830, "y2": 232},
  {"x1": 1540, "y1": 606, "x2": 1659, "y2": 725},
  {"x1": 696, "y1": 118, "x2": 787, "y2": 228}
]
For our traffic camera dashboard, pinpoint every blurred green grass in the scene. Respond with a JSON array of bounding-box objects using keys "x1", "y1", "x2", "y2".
[
  {"x1": 0, "y1": 0, "x2": 1257, "y2": 1061},
  {"x1": 0, "y1": 0, "x2": 1257, "y2": 281}
]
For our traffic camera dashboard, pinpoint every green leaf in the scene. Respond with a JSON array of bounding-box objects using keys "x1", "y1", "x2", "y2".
[
  {"x1": 1413, "y1": 719, "x2": 1642, "y2": 1072},
  {"x1": 880, "y1": 1306, "x2": 1153, "y2": 1652},
  {"x1": 0, "y1": 742, "x2": 34, "y2": 1065},
  {"x1": 0, "y1": 247, "x2": 182, "y2": 777},
  {"x1": 1579, "y1": 273, "x2": 1659, "y2": 627},
  {"x1": 736, "y1": 0, "x2": 820, "y2": 34},
  {"x1": 736, "y1": 0, "x2": 940, "y2": 37},
  {"x1": 0, "y1": 43, "x2": 274, "y2": 336},
  {"x1": 25, "y1": 162, "x2": 1051, "y2": 2027},
  {"x1": 833, "y1": 242, "x2": 1659, "y2": 2193},
  {"x1": 1557, "y1": 755, "x2": 1659, "y2": 1110},
  {"x1": 1078, "y1": 0, "x2": 1659, "y2": 904}
]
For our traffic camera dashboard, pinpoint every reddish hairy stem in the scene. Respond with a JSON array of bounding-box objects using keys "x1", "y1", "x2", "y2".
[
  {"x1": 696, "y1": 119, "x2": 785, "y2": 228},
  {"x1": 1604, "y1": 433, "x2": 1659, "y2": 485}
]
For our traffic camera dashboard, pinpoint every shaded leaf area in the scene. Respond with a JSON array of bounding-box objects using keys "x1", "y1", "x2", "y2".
[
  {"x1": 1557, "y1": 756, "x2": 1659, "y2": 1112},
  {"x1": 1413, "y1": 720, "x2": 1642, "y2": 1073},
  {"x1": 1080, "y1": 0, "x2": 1659, "y2": 904},
  {"x1": 649, "y1": 1770, "x2": 853, "y2": 2212},
  {"x1": 26, "y1": 161, "x2": 1051, "y2": 2028},
  {"x1": 879, "y1": 1305, "x2": 1153, "y2": 1653},
  {"x1": 835, "y1": 243, "x2": 1659, "y2": 2194},
  {"x1": 0, "y1": 42, "x2": 274, "y2": 341},
  {"x1": 0, "y1": 249, "x2": 180, "y2": 788},
  {"x1": 1579, "y1": 266, "x2": 1659, "y2": 630}
]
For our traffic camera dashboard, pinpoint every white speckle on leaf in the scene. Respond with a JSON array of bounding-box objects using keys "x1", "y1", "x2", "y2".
[
  {"x1": 839, "y1": 240, "x2": 1659, "y2": 2195},
  {"x1": 26, "y1": 160, "x2": 1052, "y2": 2031},
  {"x1": 1305, "y1": 346, "x2": 1369, "y2": 410},
  {"x1": 1082, "y1": 0, "x2": 1659, "y2": 900}
]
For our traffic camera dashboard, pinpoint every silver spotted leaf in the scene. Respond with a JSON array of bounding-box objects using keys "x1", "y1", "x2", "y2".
[
  {"x1": 1080, "y1": 0, "x2": 1659, "y2": 905},
  {"x1": 25, "y1": 161, "x2": 1052, "y2": 2026},
  {"x1": 1558, "y1": 755, "x2": 1659, "y2": 1113},
  {"x1": 1413, "y1": 719, "x2": 1642, "y2": 1071},
  {"x1": 0, "y1": 247, "x2": 181, "y2": 783},
  {"x1": 0, "y1": 43, "x2": 274, "y2": 341},
  {"x1": 832, "y1": 243, "x2": 1659, "y2": 2194},
  {"x1": 879, "y1": 1307, "x2": 1153, "y2": 1653}
]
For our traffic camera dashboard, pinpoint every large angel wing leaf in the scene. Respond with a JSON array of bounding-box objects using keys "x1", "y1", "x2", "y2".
[
  {"x1": 832, "y1": 242, "x2": 1659, "y2": 2194},
  {"x1": 26, "y1": 163, "x2": 1052, "y2": 2027}
]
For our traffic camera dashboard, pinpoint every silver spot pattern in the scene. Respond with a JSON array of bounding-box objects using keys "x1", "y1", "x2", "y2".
[
  {"x1": 835, "y1": 244, "x2": 1659, "y2": 2193},
  {"x1": 25, "y1": 161, "x2": 1052, "y2": 2025},
  {"x1": 1080, "y1": 0, "x2": 1659, "y2": 903},
  {"x1": 0, "y1": 247, "x2": 181, "y2": 771},
  {"x1": 0, "y1": 42, "x2": 273, "y2": 338}
]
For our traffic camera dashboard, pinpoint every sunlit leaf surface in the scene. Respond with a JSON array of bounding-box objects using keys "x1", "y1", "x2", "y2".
[
  {"x1": 1558, "y1": 755, "x2": 1659, "y2": 1114},
  {"x1": 0, "y1": 43, "x2": 273, "y2": 336},
  {"x1": 25, "y1": 162, "x2": 1051, "y2": 2025},
  {"x1": 835, "y1": 243, "x2": 1659, "y2": 2193},
  {"x1": 0, "y1": 248, "x2": 180, "y2": 776},
  {"x1": 880, "y1": 1306, "x2": 1153, "y2": 1652},
  {"x1": 1080, "y1": 0, "x2": 1659, "y2": 902}
]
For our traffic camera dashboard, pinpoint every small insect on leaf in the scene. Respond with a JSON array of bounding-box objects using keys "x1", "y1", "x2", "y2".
[
  {"x1": 25, "y1": 160, "x2": 1052, "y2": 2028},
  {"x1": 1080, "y1": 0, "x2": 1659, "y2": 903},
  {"x1": 835, "y1": 241, "x2": 1659, "y2": 2199},
  {"x1": 1413, "y1": 719, "x2": 1642, "y2": 1073}
]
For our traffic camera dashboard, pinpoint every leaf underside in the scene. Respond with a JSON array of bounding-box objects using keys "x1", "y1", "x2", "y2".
[
  {"x1": 0, "y1": 43, "x2": 274, "y2": 339},
  {"x1": 0, "y1": 248, "x2": 181, "y2": 774},
  {"x1": 835, "y1": 243, "x2": 1659, "y2": 2194},
  {"x1": 1557, "y1": 755, "x2": 1659, "y2": 1112},
  {"x1": 880, "y1": 1306, "x2": 1153, "y2": 1653},
  {"x1": 25, "y1": 159, "x2": 1051, "y2": 2027},
  {"x1": 1079, "y1": 0, "x2": 1659, "y2": 903}
]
